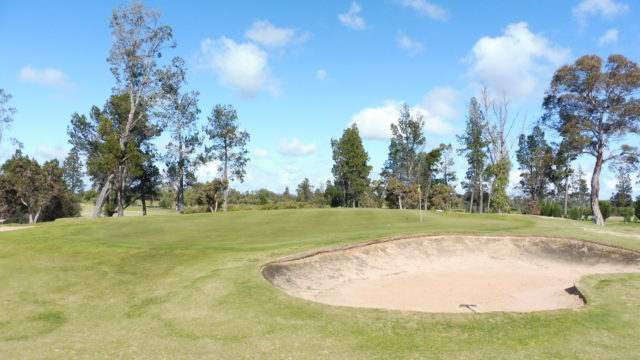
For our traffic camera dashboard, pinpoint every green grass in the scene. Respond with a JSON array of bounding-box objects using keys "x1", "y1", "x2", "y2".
[
  {"x1": 79, "y1": 202, "x2": 177, "y2": 218},
  {"x1": 1, "y1": 209, "x2": 639, "y2": 359}
]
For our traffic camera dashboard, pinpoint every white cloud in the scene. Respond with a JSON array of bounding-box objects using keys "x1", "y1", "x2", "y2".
[
  {"x1": 339, "y1": 2, "x2": 366, "y2": 30},
  {"x1": 316, "y1": 69, "x2": 328, "y2": 80},
  {"x1": 35, "y1": 141, "x2": 67, "y2": 161},
  {"x1": 19, "y1": 66, "x2": 72, "y2": 88},
  {"x1": 422, "y1": 87, "x2": 459, "y2": 119},
  {"x1": 349, "y1": 98, "x2": 456, "y2": 140},
  {"x1": 195, "y1": 160, "x2": 221, "y2": 182},
  {"x1": 278, "y1": 138, "x2": 317, "y2": 157},
  {"x1": 396, "y1": 31, "x2": 424, "y2": 56},
  {"x1": 395, "y1": 0, "x2": 449, "y2": 21},
  {"x1": 244, "y1": 20, "x2": 307, "y2": 48},
  {"x1": 198, "y1": 37, "x2": 277, "y2": 97},
  {"x1": 597, "y1": 28, "x2": 619, "y2": 45},
  {"x1": 468, "y1": 22, "x2": 570, "y2": 99},
  {"x1": 252, "y1": 149, "x2": 269, "y2": 158},
  {"x1": 573, "y1": 0, "x2": 629, "y2": 26}
]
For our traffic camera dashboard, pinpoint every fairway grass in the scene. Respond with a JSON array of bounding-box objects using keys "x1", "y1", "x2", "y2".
[{"x1": 1, "y1": 209, "x2": 639, "y2": 359}]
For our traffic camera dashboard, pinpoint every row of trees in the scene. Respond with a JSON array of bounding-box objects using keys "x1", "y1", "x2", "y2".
[
  {"x1": 325, "y1": 54, "x2": 640, "y2": 226},
  {"x1": 65, "y1": 1, "x2": 250, "y2": 218}
]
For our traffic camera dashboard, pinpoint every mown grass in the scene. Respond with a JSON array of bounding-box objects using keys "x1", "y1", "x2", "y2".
[{"x1": 0, "y1": 208, "x2": 639, "y2": 359}]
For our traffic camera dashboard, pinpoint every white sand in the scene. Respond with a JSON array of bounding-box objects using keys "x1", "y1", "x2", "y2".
[
  {"x1": 263, "y1": 235, "x2": 640, "y2": 313},
  {"x1": 0, "y1": 226, "x2": 33, "y2": 232}
]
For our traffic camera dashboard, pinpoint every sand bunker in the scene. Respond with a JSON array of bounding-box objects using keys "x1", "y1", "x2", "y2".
[
  {"x1": 262, "y1": 234, "x2": 640, "y2": 313},
  {"x1": 0, "y1": 226, "x2": 33, "y2": 232}
]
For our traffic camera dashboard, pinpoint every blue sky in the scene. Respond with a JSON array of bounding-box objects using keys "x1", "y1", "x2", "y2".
[{"x1": 1, "y1": 0, "x2": 639, "y2": 198}]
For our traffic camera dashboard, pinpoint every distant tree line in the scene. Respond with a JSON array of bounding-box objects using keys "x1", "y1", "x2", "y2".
[{"x1": 1, "y1": 2, "x2": 640, "y2": 225}]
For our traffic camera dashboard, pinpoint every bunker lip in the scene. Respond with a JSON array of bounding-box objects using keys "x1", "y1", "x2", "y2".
[{"x1": 262, "y1": 234, "x2": 640, "y2": 313}]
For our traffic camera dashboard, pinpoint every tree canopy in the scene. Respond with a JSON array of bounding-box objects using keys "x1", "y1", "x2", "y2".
[{"x1": 543, "y1": 54, "x2": 640, "y2": 225}]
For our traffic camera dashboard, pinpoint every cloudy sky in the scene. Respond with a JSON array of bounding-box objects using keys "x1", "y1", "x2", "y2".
[{"x1": 1, "y1": 0, "x2": 639, "y2": 197}]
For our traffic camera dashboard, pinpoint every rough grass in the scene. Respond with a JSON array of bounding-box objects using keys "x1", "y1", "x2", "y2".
[{"x1": 0, "y1": 208, "x2": 639, "y2": 359}]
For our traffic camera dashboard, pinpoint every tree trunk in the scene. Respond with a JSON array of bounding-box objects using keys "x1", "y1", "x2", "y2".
[
  {"x1": 116, "y1": 165, "x2": 126, "y2": 217},
  {"x1": 214, "y1": 200, "x2": 218, "y2": 213},
  {"x1": 223, "y1": 148, "x2": 229, "y2": 212},
  {"x1": 425, "y1": 178, "x2": 432, "y2": 210},
  {"x1": 141, "y1": 194, "x2": 147, "y2": 216},
  {"x1": 29, "y1": 207, "x2": 41, "y2": 224},
  {"x1": 479, "y1": 174, "x2": 484, "y2": 214},
  {"x1": 591, "y1": 151, "x2": 604, "y2": 226},
  {"x1": 93, "y1": 174, "x2": 114, "y2": 218},
  {"x1": 563, "y1": 176, "x2": 569, "y2": 217},
  {"x1": 398, "y1": 195, "x2": 403, "y2": 210},
  {"x1": 469, "y1": 184, "x2": 475, "y2": 213},
  {"x1": 487, "y1": 183, "x2": 493, "y2": 213}
]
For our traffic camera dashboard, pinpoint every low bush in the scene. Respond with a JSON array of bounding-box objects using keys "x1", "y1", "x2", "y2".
[
  {"x1": 621, "y1": 207, "x2": 634, "y2": 223},
  {"x1": 599, "y1": 201, "x2": 612, "y2": 221},
  {"x1": 568, "y1": 206, "x2": 582, "y2": 220}
]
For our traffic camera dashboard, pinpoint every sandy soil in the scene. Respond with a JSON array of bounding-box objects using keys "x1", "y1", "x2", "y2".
[
  {"x1": 0, "y1": 226, "x2": 33, "y2": 232},
  {"x1": 263, "y1": 235, "x2": 640, "y2": 313}
]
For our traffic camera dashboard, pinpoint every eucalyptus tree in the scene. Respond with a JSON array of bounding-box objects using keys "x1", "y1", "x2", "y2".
[
  {"x1": 160, "y1": 58, "x2": 202, "y2": 214},
  {"x1": 95, "y1": 0, "x2": 179, "y2": 217},
  {"x1": 331, "y1": 124, "x2": 372, "y2": 207},
  {"x1": 0, "y1": 89, "x2": 17, "y2": 146},
  {"x1": 480, "y1": 88, "x2": 522, "y2": 213},
  {"x1": 203, "y1": 104, "x2": 250, "y2": 211},
  {"x1": 543, "y1": 54, "x2": 640, "y2": 226},
  {"x1": 0, "y1": 151, "x2": 79, "y2": 223},
  {"x1": 67, "y1": 94, "x2": 159, "y2": 216}
]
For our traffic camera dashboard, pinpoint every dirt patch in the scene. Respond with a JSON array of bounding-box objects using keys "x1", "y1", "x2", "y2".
[
  {"x1": 262, "y1": 234, "x2": 640, "y2": 313},
  {"x1": 0, "y1": 226, "x2": 33, "y2": 232}
]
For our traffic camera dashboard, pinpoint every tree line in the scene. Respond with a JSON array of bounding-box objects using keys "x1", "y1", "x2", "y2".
[
  {"x1": 1, "y1": 2, "x2": 639, "y2": 225},
  {"x1": 326, "y1": 55, "x2": 640, "y2": 227}
]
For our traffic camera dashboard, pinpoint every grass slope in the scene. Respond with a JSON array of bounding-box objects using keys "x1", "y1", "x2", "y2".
[{"x1": 0, "y1": 209, "x2": 639, "y2": 359}]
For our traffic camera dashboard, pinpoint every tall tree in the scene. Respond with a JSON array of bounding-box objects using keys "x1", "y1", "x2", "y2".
[
  {"x1": 161, "y1": 59, "x2": 201, "y2": 214},
  {"x1": 62, "y1": 147, "x2": 85, "y2": 194},
  {"x1": 384, "y1": 104, "x2": 425, "y2": 187},
  {"x1": 458, "y1": 97, "x2": 488, "y2": 213},
  {"x1": 543, "y1": 54, "x2": 640, "y2": 226},
  {"x1": 331, "y1": 124, "x2": 372, "y2": 207},
  {"x1": 610, "y1": 164, "x2": 633, "y2": 208},
  {"x1": 99, "y1": 1, "x2": 178, "y2": 217},
  {"x1": 550, "y1": 140, "x2": 578, "y2": 216},
  {"x1": 481, "y1": 89, "x2": 522, "y2": 213},
  {"x1": 203, "y1": 104, "x2": 250, "y2": 211},
  {"x1": 68, "y1": 94, "x2": 159, "y2": 216},
  {"x1": 515, "y1": 125, "x2": 553, "y2": 203},
  {"x1": 571, "y1": 165, "x2": 590, "y2": 209},
  {"x1": 296, "y1": 178, "x2": 313, "y2": 202},
  {"x1": 0, "y1": 89, "x2": 16, "y2": 146},
  {"x1": 417, "y1": 146, "x2": 443, "y2": 210}
]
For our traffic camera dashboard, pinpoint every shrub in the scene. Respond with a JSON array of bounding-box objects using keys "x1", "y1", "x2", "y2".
[
  {"x1": 568, "y1": 206, "x2": 582, "y2": 220},
  {"x1": 621, "y1": 207, "x2": 634, "y2": 223},
  {"x1": 635, "y1": 196, "x2": 640, "y2": 222},
  {"x1": 540, "y1": 202, "x2": 551, "y2": 217},
  {"x1": 540, "y1": 201, "x2": 563, "y2": 217},
  {"x1": 82, "y1": 189, "x2": 98, "y2": 202},
  {"x1": 522, "y1": 200, "x2": 540, "y2": 215},
  {"x1": 582, "y1": 207, "x2": 592, "y2": 221},
  {"x1": 599, "y1": 201, "x2": 611, "y2": 221},
  {"x1": 550, "y1": 203, "x2": 563, "y2": 218}
]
